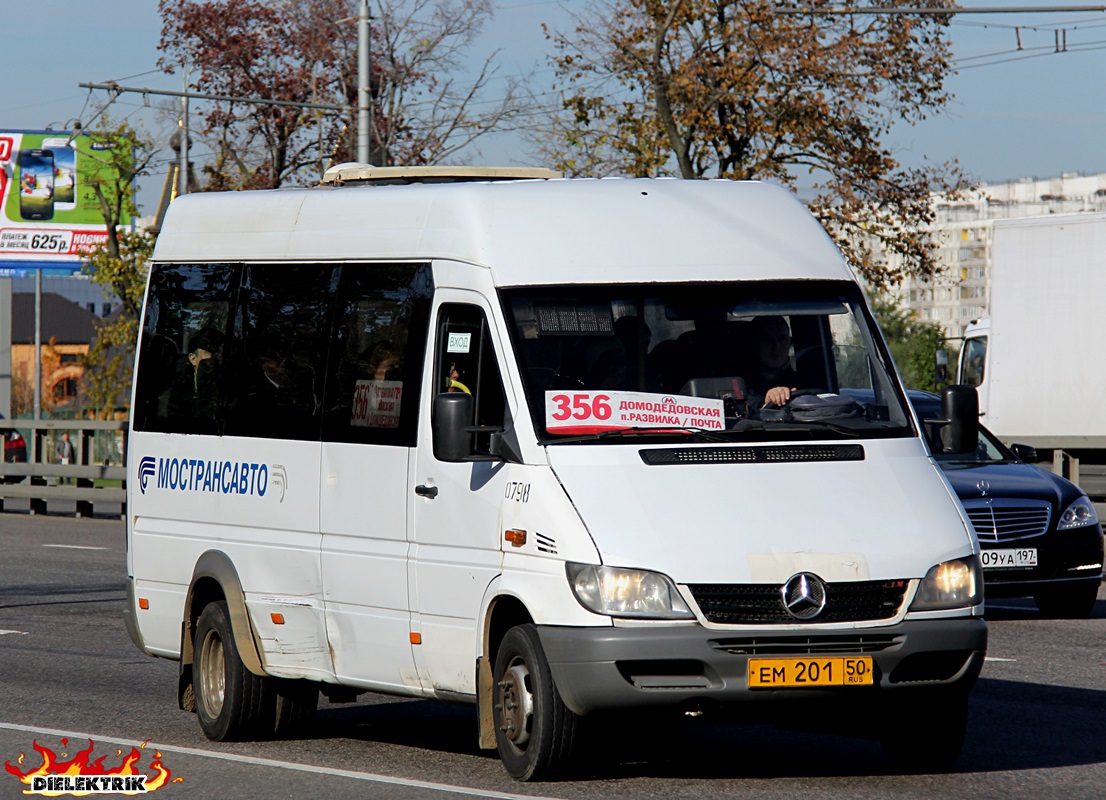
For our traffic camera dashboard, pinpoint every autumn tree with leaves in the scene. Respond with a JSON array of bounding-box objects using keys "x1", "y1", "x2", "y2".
[
  {"x1": 80, "y1": 119, "x2": 156, "y2": 418},
  {"x1": 158, "y1": 0, "x2": 525, "y2": 189},
  {"x1": 538, "y1": 0, "x2": 968, "y2": 289}
]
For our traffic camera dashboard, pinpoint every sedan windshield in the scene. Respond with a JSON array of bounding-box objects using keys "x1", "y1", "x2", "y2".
[{"x1": 501, "y1": 280, "x2": 915, "y2": 443}]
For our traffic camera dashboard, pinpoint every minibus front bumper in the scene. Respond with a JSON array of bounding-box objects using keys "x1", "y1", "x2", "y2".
[{"x1": 537, "y1": 618, "x2": 987, "y2": 716}]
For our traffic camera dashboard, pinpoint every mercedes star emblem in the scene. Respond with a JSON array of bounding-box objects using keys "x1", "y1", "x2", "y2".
[{"x1": 781, "y1": 572, "x2": 828, "y2": 620}]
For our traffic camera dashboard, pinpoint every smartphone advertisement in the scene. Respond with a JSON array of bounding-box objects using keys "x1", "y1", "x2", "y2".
[
  {"x1": 19, "y1": 148, "x2": 55, "y2": 220},
  {"x1": 0, "y1": 129, "x2": 131, "y2": 274}
]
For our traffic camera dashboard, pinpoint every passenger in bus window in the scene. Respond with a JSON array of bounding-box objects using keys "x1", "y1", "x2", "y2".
[
  {"x1": 250, "y1": 340, "x2": 321, "y2": 418},
  {"x1": 368, "y1": 340, "x2": 402, "y2": 381},
  {"x1": 167, "y1": 328, "x2": 224, "y2": 420},
  {"x1": 446, "y1": 361, "x2": 471, "y2": 394}
]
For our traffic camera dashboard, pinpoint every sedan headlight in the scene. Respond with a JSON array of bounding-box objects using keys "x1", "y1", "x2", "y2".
[
  {"x1": 910, "y1": 556, "x2": 983, "y2": 611},
  {"x1": 1058, "y1": 497, "x2": 1100, "y2": 531},
  {"x1": 566, "y1": 563, "x2": 694, "y2": 619}
]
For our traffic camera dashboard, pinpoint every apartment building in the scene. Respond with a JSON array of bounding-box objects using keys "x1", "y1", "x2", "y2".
[{"x1": 888, "y1": 172, "x2": 1106, "y2": 339}]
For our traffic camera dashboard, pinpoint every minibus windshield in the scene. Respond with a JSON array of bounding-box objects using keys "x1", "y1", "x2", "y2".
[{"x1": 501, "y1": 280, "x2": 915, "y2": 444}]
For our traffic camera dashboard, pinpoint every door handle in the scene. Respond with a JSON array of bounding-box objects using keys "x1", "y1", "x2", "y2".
[{"x1": 415, "y1": 484, "x2": 438, "y2": 499}]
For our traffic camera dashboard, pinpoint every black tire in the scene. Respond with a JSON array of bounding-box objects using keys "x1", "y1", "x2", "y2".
[
  {"x1": 879, "y1": 690, "x2": 969, "y2": 774},
  {"x1": 1034, "y1": 581, "x2": 1100, "y2": 619},
  {"x1": 493, "y1": 624, "x2": 580, "y2": 781},
  {"x1": 272, "y1": 679, "x2": 318, "y2": 738},
  {"x1": 193, "y1": 601, "x2": 272, "y2": 741}
]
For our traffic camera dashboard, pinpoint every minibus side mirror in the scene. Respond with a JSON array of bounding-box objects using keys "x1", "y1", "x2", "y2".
[
  {"x1": 433, "y1": 392, "x2": 475, "y2": 462},
  {"x1": 940, "y1": 384, "x2": 979, "y2": 454},
  {"x1": 432, "y1": 393, "x2": 518, "y2": 463}
]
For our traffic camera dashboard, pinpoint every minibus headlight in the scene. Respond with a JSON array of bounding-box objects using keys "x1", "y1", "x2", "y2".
[
  {"x1": 910, "y1": 556, "x2": 983, "y2": 611},
  {"x1": 1058, "y1": 497, "x2": 1100, "y2": 530},
  {"x1": 566, "y1": 563, "x2": 694, "y2": 619}
]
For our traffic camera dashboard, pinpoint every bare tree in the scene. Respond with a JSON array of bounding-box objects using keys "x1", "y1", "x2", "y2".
[{"x1": 158, "y1": 0, "x2": 528, "y2": 188}]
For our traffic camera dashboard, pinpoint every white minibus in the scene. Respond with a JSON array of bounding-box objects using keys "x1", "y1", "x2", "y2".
[{"x1": 124, "y1": 166, "x2": 986, "y2": 780}]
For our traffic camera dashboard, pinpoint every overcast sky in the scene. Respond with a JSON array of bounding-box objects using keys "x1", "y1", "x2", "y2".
[{"x1": 2, "y1": 0, "x2": 1104, "y2": 214}]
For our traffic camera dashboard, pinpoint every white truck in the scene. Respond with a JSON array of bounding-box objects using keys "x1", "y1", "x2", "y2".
[{"x1": 958, "y1": 212, "x2": 1106, "y2": 504}]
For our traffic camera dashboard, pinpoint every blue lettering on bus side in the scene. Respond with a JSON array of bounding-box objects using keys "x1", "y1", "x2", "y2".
[{"x1": 141, "y1": 455, "x2": 282, "y2": 500}]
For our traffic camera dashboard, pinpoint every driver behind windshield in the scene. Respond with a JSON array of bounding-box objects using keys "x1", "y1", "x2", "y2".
[{"x1": 746, "y1": 315, "x2": 799, "y2": 407}]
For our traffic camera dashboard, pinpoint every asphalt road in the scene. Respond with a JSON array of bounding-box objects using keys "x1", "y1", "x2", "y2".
[{"x1": 1, "y1": 513, "x2": 1104, "y2": 799}]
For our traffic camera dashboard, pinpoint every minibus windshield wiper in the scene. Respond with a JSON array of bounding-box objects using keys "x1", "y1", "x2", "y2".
[{"x1": 546, "y1": 427, "x2": 732, "y2": 444}]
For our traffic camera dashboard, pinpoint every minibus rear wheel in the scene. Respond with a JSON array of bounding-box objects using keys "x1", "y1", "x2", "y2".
[
  {"x1": 194, "y1": 600, "x2": 271, "y2": 741},
  {"x1": 493, "y1": 624, "x2": 579, "y2": 780}
]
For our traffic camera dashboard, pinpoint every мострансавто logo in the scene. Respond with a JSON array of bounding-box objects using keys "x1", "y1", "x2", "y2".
[
  {"x1": 138, "y1": 455, "x2": 288, "y2": 503},
  {"x1": 5, "y1": 737, "x2": 179, "y2": 795}
]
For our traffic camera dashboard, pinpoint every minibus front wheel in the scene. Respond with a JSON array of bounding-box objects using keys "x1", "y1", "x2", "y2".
[
  {"x1": 193, "y1": 600, "x2": 271, "y2": 741},
  {"x1": 493, "y1": 624, "x2": 579, "y2": 780}
]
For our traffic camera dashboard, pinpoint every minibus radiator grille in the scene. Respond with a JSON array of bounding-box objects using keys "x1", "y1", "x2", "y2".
[
  {"x1": 961, "y1": 499, "x2": 1051, "y2": 542},
  {"x1": 688, "y1": 580, "x2": 907, "y2": 624},
  {"x1": 640, "y1": 445, "x2": 864, "y2": 465}
]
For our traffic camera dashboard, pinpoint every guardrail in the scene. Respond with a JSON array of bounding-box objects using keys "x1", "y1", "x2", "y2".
[{"x1": 0, "y1": 419, "x2": 127, "y2": 518}]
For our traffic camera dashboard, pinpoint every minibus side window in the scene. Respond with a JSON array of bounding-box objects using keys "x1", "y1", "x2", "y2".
[
  {"x1": 223, "y1": 265, "x2": 338, "y2": 441},
  {"x1": 321, "y1": 263, "x2": 433, "y2": 446},
  {"x1": 435, "y1": 304, "x2": 507, "y2": 452},
  {"x1": 134, "y1": 262, "x2": 241, "y2": 434}
]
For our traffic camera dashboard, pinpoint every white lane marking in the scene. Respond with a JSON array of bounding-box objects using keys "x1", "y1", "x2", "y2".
[
  {"x1": 985, "y1": 657, "x2": 1017, "y2": 662},
  {"x1": 0, "y1": 630, "x2": 28, "y2": 636},
  {"x1": 42, "y1": 545, "x2": 109, "y2": 551},
  {"x1": 0, "y1": 721, "x2": 563, "y2": 800}
]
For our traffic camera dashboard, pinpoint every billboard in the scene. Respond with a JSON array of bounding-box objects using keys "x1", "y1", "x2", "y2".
[{"x1": 0, "y1": 130, "x2": 131, "y2": 276}]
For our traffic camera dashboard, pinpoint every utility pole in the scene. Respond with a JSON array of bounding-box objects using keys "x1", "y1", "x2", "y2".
[
  {"x1": 33, "y1": 271, "x2": 40, "y2": 427},
  {"x1": 358, "y1": 0, "x2": 372, "y2": 164},
  {"x1": 180, "y1": 66, "x2": 190, "y2": 198}
]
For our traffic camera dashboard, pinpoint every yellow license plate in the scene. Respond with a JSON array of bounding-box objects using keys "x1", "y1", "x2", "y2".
[{"x1": 748, "y1": 657, "x2": 873, "y2": 688}]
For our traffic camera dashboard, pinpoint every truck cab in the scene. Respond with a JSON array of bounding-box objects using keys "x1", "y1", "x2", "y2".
[{"x1": 958, "y1": 317, "x2": 989, "y2": 418}]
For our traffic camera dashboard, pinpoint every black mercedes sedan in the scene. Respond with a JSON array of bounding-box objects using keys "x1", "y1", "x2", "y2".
[{"x1": 908, "y1": 391, "x2": 1103, "y2": 618}]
